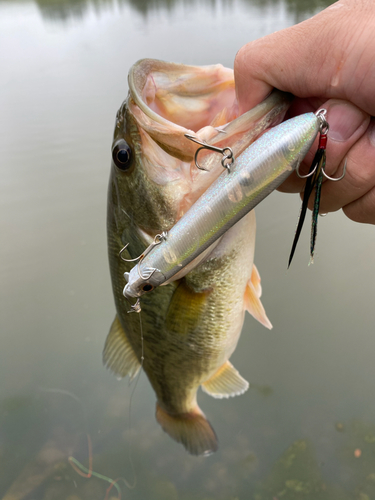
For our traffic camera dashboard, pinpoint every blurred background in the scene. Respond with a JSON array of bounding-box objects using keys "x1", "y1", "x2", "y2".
[{"x1": 1, "y1": 0, "x2": 375, "y2": 498}]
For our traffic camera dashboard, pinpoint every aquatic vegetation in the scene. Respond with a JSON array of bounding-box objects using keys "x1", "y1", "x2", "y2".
[{"x1": 254, "y1": 440, "x2": 350, "y2": 500}]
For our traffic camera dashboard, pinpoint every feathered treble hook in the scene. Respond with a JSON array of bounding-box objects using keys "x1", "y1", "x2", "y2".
[{"x1": 288, "y1": 109, "x2": 347, "y2": 267}]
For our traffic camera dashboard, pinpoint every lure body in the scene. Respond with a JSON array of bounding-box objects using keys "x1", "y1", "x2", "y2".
[{"x1": 124, "y1": 113, "x2": 320, "y2": 301}]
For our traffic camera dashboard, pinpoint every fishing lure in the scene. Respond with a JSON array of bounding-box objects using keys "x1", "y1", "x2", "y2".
[
  {"x1": 288, "y1": 109, "x2": 347, "y2": 267},
  {"x1": 121, "y1": 113, "x2": 320, "y2": 312}
]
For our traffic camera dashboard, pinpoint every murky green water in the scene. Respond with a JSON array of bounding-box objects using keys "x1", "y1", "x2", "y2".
[{"x1": 1, "y1": 0, "x2": 375, "y2": 499}]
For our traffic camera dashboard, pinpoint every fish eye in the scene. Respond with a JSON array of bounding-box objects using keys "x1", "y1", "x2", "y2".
[
  {"x1": 112, "y1": 139, "x2": 132, "y2": 171},
  {"x1": 142, "y1": 284, "x2": 153, "y2": 292}
]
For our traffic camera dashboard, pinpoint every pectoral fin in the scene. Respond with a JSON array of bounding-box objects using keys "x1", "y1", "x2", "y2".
[
  {"x1": 201, "y1": 361, "x2": 249, "y2": 399},
  {"x1": 103, "y1": 315, "x2": 141, "y2": 379},
  {"x1": 244, "y1": 266, "x2": 272, "y2": 329},
  {"x1": 166, "y1": 281, "x2": 210, "y2": 336}
]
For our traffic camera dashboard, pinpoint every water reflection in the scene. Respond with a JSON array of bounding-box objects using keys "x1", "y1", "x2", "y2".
[
  {"x1": 35, "y1": 0, "x2": 113, "y2": 22},
  {"x1": 0, "y1": 0, "x2": 335, "y2": 23}
]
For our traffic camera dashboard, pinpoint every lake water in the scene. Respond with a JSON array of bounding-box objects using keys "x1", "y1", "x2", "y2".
[{"x1": 1, "y1": 0, "x2": 375, "y2": 499}]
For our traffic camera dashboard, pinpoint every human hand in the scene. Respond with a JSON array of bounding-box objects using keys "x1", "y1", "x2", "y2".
[{"x1": 234, "y1": 0, "x2": 375, "y2": 223}]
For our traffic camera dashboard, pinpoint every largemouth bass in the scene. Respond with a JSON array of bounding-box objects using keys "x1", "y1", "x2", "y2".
[{"x1": 105, "y1": 59, "x2": 291, "y2": 455}]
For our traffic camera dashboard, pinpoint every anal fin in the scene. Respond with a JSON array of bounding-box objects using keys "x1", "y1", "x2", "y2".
[
  {"x1": 244, "y1": 265, "x2": 272, "y2": 330},
  {"x1": 103, "y1": 315, "x2": 141, "y2": 379},
  {"x1": 201, "y1": 361, "x2": 249, "y2": 399}
]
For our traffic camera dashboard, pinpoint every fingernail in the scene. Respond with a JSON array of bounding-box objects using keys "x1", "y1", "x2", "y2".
[
  {"x1": 328, "y1": 102, "x2": 368, "y2": 142},
  {"x1": 369, "y1": 119, "x2": 375, "y2": 148}
]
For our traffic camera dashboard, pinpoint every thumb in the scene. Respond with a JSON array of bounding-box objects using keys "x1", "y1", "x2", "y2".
[{"x1": 233, "y1": 2, "x2": 365, "y2": 114}]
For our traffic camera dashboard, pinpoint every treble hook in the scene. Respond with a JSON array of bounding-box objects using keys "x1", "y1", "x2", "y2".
[
  {"x1": 296, "y1": 157, "x2": 347, "y2": 181},
  {"x1": 322, "y1": 157, "x2": 347, "y2": 181},
  {"x1": 296, "y1": 108, "x2": 347, "y2": 182},
  {"x1": 119, "y1": 231, "x2": 167, "y2": 281},
  {"x1": 184, "y1": 134, "x2": 235, "y2": 172},
  {"x1": 288, "y1": 108, "x2": 347, "y2": 267},
  {"x1": 119, "y1": 243, "x2": 140, "y2": 262}
]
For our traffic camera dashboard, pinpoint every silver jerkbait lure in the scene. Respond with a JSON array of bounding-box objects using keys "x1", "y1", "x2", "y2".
[{"x1": 123, "y1": 112, "x2": 320, "y2": 311}]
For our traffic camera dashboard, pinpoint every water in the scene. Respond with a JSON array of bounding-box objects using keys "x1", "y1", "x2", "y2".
[{"x1": 1, "y1": 0, "x2": 375, "y2": 498}]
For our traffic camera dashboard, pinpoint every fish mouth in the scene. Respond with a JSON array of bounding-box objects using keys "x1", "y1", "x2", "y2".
[
  {"x1": 128, "y1": 59, "x2": 237, "y2": 139},
  {"x1": 126, "y1": 58, "x2": 292, "y2": 219},
  {"x1": 128, "y1": 58, "x2": 292, "y2": 155}
]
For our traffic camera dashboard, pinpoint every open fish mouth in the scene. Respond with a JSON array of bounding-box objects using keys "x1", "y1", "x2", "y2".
[{"x1": 123, "y1": 59, "x2": 292, "y2": 220}]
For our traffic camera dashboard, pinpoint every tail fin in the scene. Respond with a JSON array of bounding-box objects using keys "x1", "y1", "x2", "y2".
[{"x1": 155, "y1": 403, "x2": 218, "y2": 456}]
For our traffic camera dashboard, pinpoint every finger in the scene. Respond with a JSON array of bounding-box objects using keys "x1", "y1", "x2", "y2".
[
  {"x1": 234, "y1": 6, "x2": 338, "y2": 113},
  {"x1": 316, "y1": 118, "x2": 375, "y2": 216},
  {"x1": 343, "y1": 186, "x2": 375, "y2": 224},
  {"x1": 279, "y1": 99, "x2": 370, "y2": 194},
  {"x1": 234, "y1": 2, "x2": 375, "y2": 115}
]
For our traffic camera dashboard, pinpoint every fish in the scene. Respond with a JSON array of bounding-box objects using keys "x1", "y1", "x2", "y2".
[
  {"x1": 123, "y1": 113, "x2": 320, "y2": 308},
  {"x1": 104, "y1": 58, "x2": 292, "y2": 455}
]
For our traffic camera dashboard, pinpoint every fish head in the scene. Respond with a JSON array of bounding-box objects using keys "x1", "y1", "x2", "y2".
[{"x1": 109, "y1": 58, "x2": 292, "y2": 243}]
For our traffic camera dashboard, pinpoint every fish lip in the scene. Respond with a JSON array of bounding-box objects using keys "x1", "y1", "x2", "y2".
[{"x1": 128, "y1": 58, "x2": 235, "y2": 128}]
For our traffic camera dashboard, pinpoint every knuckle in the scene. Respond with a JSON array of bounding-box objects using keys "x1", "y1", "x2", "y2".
[{"x1": 343, "y1": 189, "x2": 375, "y2": 224}]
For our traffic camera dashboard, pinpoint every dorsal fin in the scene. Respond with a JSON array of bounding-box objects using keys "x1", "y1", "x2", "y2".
[
  {"x1": 103, "y1": 315, "x2": 141, "y2": 379},
  {"x1": 201, "y1": 361, "x2": 249, "y2": 399}
]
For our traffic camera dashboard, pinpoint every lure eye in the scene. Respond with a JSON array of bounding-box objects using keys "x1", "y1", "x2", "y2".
[
  {"x1": 142, "y1": 284, "x2": 153, "y2": 292},
  {"x1": 112, "y1": 140, "x2": 132, "y2": 171}
]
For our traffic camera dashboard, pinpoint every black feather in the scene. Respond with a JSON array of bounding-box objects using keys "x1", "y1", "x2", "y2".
[
  {"x1": 288, "y1": 148, "x2": 324, "y2": 268},
  {"x1": 310, "y1": 154, "x2": 325, "y2": 262}
]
